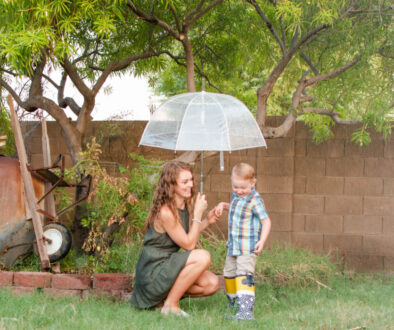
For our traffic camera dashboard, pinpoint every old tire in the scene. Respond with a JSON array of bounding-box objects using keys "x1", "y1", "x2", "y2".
[{"x1": 35, "y1": 223, "x2": 72, "y2": 262}]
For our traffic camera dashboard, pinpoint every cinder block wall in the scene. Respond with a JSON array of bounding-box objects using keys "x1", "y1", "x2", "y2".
[{"x1": 21, "y1": 118, "x2": 394, "y2": 272}]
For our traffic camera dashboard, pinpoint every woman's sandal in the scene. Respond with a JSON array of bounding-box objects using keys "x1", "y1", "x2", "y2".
[{"x1": 160, "y1": 306, "x2": 190, "y2": 318}]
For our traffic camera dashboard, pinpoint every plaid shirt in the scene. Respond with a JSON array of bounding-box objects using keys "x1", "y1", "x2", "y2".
[{"x1": 226, "y1": 187, "x2": 268, "y2": 256}]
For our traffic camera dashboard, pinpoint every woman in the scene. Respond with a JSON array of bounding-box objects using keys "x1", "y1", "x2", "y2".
[{"x1": 130, "y1": 161, "x2": 220, "y2": 316}]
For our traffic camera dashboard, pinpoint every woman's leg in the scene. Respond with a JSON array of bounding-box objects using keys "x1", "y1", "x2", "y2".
[
  {"x1": 184, "y1": 270, "x2": 219, "y2": 297},
  {"x1": 163, "y1": 249, "x2": 218, "y2": 310}
]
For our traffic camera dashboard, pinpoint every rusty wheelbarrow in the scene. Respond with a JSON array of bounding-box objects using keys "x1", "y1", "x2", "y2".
[
  {"x1": 1, "y1": 95, "x2": 91, "y2": 269},
  {"x1": 0, "y1": 154, "x2": 91, "y2": 268}
]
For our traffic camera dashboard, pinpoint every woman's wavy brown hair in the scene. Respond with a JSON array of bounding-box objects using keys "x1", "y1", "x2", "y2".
[{"x1": 144, "y1": 160, "x2": 195, "y2": 231}]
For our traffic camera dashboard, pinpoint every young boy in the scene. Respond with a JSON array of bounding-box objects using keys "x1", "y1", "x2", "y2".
[{"x1": 215, "y1": 163, "x2": 271, "y2": 321}]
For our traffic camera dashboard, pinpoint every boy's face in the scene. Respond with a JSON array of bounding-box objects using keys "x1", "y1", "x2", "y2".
[{"x1": 231, "y1": 174, "x2": 256, "y2": 198}]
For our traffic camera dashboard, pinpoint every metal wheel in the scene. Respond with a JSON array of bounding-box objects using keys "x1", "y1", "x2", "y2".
[{"x1": 39, "y1": 222, "x2": 72, "y2": 262}]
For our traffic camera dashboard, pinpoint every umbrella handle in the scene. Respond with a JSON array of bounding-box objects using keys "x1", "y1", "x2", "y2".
[
  {"x1": 220, "y1": 151, "x2": 224, "y2": 171},
  {"x1": 200, "y1": 151, "x2": 204, "y2": 194}
]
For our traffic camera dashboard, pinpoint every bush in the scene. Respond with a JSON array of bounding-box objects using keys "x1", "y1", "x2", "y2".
[{"x1": 55, "y1": 138, "x2": 162, "y2": 256}]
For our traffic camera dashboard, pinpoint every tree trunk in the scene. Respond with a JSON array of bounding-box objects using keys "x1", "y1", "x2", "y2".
[
  {"x1": 256, "y1": 53, "x2": 293, "y2": 127},
  {"x1": 71, "y1": 174, "x2": 91, "y2": 251},
  {"x1": 183, "y1": 38, "x2": 196, "y2": 92}
]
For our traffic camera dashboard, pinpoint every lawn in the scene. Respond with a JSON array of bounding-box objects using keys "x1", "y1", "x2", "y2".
[{"x1": 1, "y1": 274, "x2": 392, "y2": 329}]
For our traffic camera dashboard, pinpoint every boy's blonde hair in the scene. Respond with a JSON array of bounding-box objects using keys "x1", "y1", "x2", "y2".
[{"x1": 232, "y1": 163, "x2": 255, "y2": 180}]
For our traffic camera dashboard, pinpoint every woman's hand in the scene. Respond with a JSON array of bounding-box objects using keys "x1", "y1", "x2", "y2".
[{"x1": 194, "y1": 193, "x2": 207, "y2": 220}]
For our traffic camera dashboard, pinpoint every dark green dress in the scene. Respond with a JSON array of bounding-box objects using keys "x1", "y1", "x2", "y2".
[{"x1": 130, "y1": 208, "x2": 191, "y2": 309}]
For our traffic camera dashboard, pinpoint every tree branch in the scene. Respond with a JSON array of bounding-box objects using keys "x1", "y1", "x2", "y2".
[
  {"x1": 127, "y1": 1, "x2": 180, "y2": 39},
  {"x1": 61, "y1": 57, "x2": 93, "y2": 99},
  {"x1": 300, "y1": 52, "x2": 320, "y2": 75},
  {"x1": 246, "y1": 0, "x2": 286, "y2": 54},
  {"x1": 185, "y1": 0, "x2": 224, "y2": 29},
  {"x1": 302, "y1": 107, "x2": 359, "y2": 124},
  {"x1": 0, "y1": 77, "x2": 30, "y2": 110}
]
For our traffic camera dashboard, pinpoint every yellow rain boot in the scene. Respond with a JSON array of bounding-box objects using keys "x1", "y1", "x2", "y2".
[
  {"x1": 234, "y1": 275, "x2": 255, "y2": 321},
  {"x1": 224, "y1": 276, "x2": 237, "y2": 309}
]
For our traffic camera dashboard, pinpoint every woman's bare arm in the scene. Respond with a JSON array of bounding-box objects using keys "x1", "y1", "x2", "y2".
[{"x1": 159, "y1": 195, "x2": 218, "y2": 250}]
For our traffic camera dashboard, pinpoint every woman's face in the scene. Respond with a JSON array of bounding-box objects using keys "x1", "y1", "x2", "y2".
[{"x1": 174, "y1": 169, "x2": 194, "y2": 200}]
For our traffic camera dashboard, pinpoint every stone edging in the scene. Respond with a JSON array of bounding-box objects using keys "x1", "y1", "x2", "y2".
[
  {"x1": 0, "y1": 271, "x2": 226, "y2": 300},
  {"x1": 0, "y1": 271, "x2": 133, "y2": 301}
]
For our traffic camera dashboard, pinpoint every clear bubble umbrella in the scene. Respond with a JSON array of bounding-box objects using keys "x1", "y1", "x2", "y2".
[{"x1": 139, "y1": 91, "x2": 267, "y2": 192}]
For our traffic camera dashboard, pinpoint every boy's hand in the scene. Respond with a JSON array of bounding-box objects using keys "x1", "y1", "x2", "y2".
[
  {"x1": 254, "y1": 240, "x2": 264, "y2": 255},
  {"x1": 214, "y1": 202, "x2": 229, "y2": 217}
]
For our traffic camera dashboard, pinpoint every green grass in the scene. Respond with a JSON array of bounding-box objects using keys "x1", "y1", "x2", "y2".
[{"x1": 0, "y1": 274, "x2": 392, "y2": 329}]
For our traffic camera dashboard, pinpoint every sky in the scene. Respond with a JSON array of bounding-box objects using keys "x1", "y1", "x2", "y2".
[
  {"x1": 67, "y1": 75, "x2": 161, "y2": 121},
  {"x1": 15, "y1": 72, "x2": 163, "y2": 121}
]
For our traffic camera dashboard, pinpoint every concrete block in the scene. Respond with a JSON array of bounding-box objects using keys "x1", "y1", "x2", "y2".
[
  {"x1": 326, "y1": 158, "x2": 364, "y2": 177},
  {"x1": 324, "y1": 234, "x2": 362, "y2": 253},
  {"x1": 205, "y1": 191, "x2": 230, "y2": 208},
  {"x1": 194, "y1": 154, "x2": 230, "y2": 175},
  {"x1": 258, "y1": 157, "x2": 294, "y2": 176},
  {"x1": 0, "y1": 271, "x2": 13, "y2": 286},
  {"x1": 306, "y1": 176, "x2": 344, "y2": 195},
  {"x1": 305, "y1": 215, "x2": 343, "y2": 233},
  {"x1": 14, "y1": 272, "x2": 51, "y2": 288},
  {"x1": 344, "y1": 215, "x2": 382, "y2": 234},
  {"x1": 363, "y1": 235, "x2": 394, "y2": 256},
  {"x1": 292, "y1": 233, "x2": 324, "y2": 252},
  {"x1": 270, "y1": 213, "x2": 292, "y2": 231},
  {"x1": 210, "y1": 174, "x2": 231, "y2": 192},
  {"x1": 332, "y1": 125, "x2": 350, "y2": 139},
  {"x1": 383, "y1": 216, "x2": 394, "y2": 233},
  {"x1": 292, "y1": 214, "x2": 305, "y2": 231},
  {"x1": 306, "y1": 140, "x2": 345, "y2": 158},
  {"x1": 194, "y1": 173, "x2": 212, "y2": 192},
  {"x1": 325, "y1": 196, "x2": 362, "y2": 215},
  {"x1": 30, "y1": 153, "x2": 44, "y2": 168},
  {"x1": 266, "y1": 231, "x2": 291, "y2": 248},
  {"x1": 29, "y1": 137, "x2": 43, "y2": 154},
  {"x1": 383, "y1": 139, "x2": 394, "y2": 158},
  {"x1": 364, "y1": 196, "x2": 394, "y2": 216},
  {"x1": 344, "y1": 254, "x2": 384, "y2": 273},
  {"x1": 383, "y1": 178, "x2": 394, "y2": 195},
  {"x1": 344, "y1": 177, "x2": 383, "y2": 196},
  {"x1": 256, "y1": 176, "x2": 293, "y2": 194},
  {"x1": 295, "y1": 158, "x2": 325, "y2": 176},
  {"x1": 383, "y1": 257, "x2": 394, "y2": 272},
  {"x1": 92, "y1": 273, "x2": 132, "y2": 291},
  {"x1": 52, "y1": 274, "x2": 91, "y2": 290},
  {"x1": 295, "y1": 139, "x2": 306, "y2": 156},
  {"x1": 293, "y1": 195, "x2": 324, "y2": 214},
  {"x1": 295, "y1": 122, "x2": 312, "y2": 138},
  {"x1": 345, "y1": 139, "x2": 384, "y2": 158},
  {"x1": 262, "y1": 194, "x2": 292, "y2": 213},
  {"x1": 43, "y1": 288, "x2": 82, "y2": 298},
  {"x1": 294, "y1": 176, "x2": 306, "y2": 193},
  {"x1": 263, "y1": 138, "x2": 294, "y2": 157},
  {"x1": 365, "y1": 158, "x2": 394, "y2": 177},
  {"x1": 229, "y1": 155, "x2": 257, "y2": 173}
]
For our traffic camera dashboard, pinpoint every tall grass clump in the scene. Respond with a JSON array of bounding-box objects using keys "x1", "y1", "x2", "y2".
[{"x1": 256, "y1": 243, "x2": 339, "y2": 288}]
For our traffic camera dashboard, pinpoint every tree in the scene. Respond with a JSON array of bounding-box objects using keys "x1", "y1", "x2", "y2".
[
  {"x1": 127, "y1": 0, "x2": 225, "y2": 92},
  {"x1": 0, "y1": 1, "x2": 172, "y2": 163},
  {"x1": 153, "y1": 0, "x2": 393, "y2": 144},
  {"x1": 0, "y1": 0, "x2": 171, "y2": 247}
]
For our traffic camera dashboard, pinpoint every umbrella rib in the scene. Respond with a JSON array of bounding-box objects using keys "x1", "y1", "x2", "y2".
[
  {"x1": 215, "y1": 94, "x2": 231, "y2": 151},
  {"x1": 175, "y1": 92, "x2": 200, "y2": 150}
]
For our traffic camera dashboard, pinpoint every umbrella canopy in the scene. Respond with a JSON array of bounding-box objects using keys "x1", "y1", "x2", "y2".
[{"x1": 139, "y1": 91, "x2": 267, "y2": 151}]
